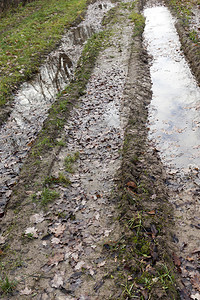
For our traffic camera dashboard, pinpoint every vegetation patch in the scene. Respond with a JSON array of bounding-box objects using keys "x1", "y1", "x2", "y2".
[
  {"x1": 0, "y1": 0, "x2": 87, "y2": 109},
  {"x1": 0, "y1": 275, "x2": 17, "y2": 295},
  {"x1": 64, "y1": 152, "x2": 80, "y2": 173},
  {"x1": 32, "y1": 188, "x2": 59, "y2": 207},
  {"x1": 129, "y1": 11, "x2": 145, "y2": 35},
  {"x1": 166, "y1": 0, "x2": 200, "y2": 84},
  {"x1": 44, "y1": 172, "x2": 71, "y2": 187}
]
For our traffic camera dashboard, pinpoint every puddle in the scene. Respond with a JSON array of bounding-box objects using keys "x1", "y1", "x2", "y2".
[
  {"x1": 144, "y1": 6, "x2": 200, "y2": 171},
  {"x1": 144, "y1": 5, "x2": 200, "y2": 296},
  {"x1": 0, "y1": 1, "x2": 114, "y2": 214}
]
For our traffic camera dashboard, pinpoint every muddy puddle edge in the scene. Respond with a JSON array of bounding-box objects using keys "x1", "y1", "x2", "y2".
[
  {"x1": 0, "y1": 0, "x2": 94, "y2": 127},
  {"x1": 165, "y1": 0, "x2": 200, "y2": 85}
]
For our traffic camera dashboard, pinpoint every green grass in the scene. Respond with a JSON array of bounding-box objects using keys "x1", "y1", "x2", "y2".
[
  {"x1": 0, "y1": 276, "x2": 16, "y2": 294},
  {"x1": 0, "y1": 0, "x2": 87, "y2": 106},
  {"x1": 64, "y1": 151, "x2": 80, "y2": 173},
  {"x1": 32, "y1": 187, "x2": 59, "y2": 207},
  {"x1": 44, "y1": 172, "x2": 71, "y2": 186},
  {"x1": 129, "y1": 11, "x2": 145, "y2": 36}
]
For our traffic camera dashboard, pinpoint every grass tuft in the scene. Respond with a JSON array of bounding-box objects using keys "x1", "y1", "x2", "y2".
[
  {"x1": 0, "y1": 276, "x2": 17, "y2": 294},
  {"x1": 64, "y1": 152, "x2": 80, "y2": 173}
]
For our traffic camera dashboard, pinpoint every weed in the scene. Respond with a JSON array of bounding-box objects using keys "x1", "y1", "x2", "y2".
[
  {"x1": 25, "y1": 233, "x2": 34, "y2": 239},
  {"x1": 129, "y1": 11, "x2": 145, "y2": 36},
  {"x1": 157, "y1": 264, "x2": 175, "y2": 290},
  {"x1": 189, "y1": 29, "x2": 199, "y2": 43},
  {"x1": 32, "y1": 188, "x2": 59, "y2": 207},
  {"x1": 0, "y1": 276, "x2": 17, "y2": 294},
  {"x1": 56, "y1": 139, "x2": 65, "y2": 147},
  {"x1": 64, "y1": 151, "x2": 80, "y2": 173},
  {"x1": 44, "y1": 172, "x2": 71, "y2": 187}
]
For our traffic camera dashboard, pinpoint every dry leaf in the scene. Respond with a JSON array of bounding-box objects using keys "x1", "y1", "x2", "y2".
[
  {"x1": 48, "y1": 252, "x2": 64, "y2": 266},
  {"x1": 192, "y1": 248, "x2": 200, "y2": 254},
  {"x1": 30, "y1": 213, "x2": 44, "y2": 224},
  {"x1": 97, "y1": 261, "x2": 106, "y2": 267},
  {"x1": 95, "y1": 213, "x2": 100, "y2": 220},
  {"x1": 71, "y1": 253, "x2": 79, "y2": 261},
  {"x1": 75, "y1": 261, "x2": 85, "y2": 270},
  {"x1": 0, "y1": 236, "x2": 5, "y2": 245},
  {"x1": 104, "y1": 230, "x2": 111, "y2": 237},
  {"x1": 51, "y1": 237, "x2": 61, "y2": 245},
  {"x1": 20, "y1": 287, "x2": 32, "y2": 295},
  {"x1": 89, "y1": 269, "x2": 95, "y2": 276},
  {"x1": 186, "y1": 256, "x2": 194, "y2": 262},
  {"x1": 51, "y1": 274, "x2": 64, "y2": 288},
  {"x1": 51, "y1": 224, "x2": 66, "y2": 237},
  {"x1": 173, "y1": 252, "x2": 181, "y2": 267},
  {"x1": 191, "y1": 293, "x2": 200, "y2": 300},
  {"x1": 191, "y1": 273, "x2": 200, "y2": 292},
  {"x1": 127, "y1": 181, "x2": 137, "y2": 189}
]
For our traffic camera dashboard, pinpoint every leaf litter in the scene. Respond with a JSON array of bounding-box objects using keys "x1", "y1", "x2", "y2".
[{"x1": 0, "y1": 3, "x2": 136, "y2": 298}]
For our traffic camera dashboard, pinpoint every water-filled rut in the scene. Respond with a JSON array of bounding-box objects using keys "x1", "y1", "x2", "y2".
[
  {"x1": 0, "y1": 0, "x2": 114, "y2": 215},
  {"x1": 144, "y1": 4, "x2": 200, "y2": 298}
]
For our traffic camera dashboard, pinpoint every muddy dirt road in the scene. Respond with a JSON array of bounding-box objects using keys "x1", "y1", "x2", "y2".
[{"x1": 0, "y1": 0, "x2": 200, "y2": 299}]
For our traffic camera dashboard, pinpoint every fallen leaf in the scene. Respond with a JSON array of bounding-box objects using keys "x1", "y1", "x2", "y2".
[
  {"x1": 97, "y1": 261, "x2": 106, "y2": 267},
  {"x1": 51, "y1": 224, "x2": 66, "y2": 237},
  {"x1": 20, "y1": 287, "x2": 32, "y2": 295},
  {"x1": 150, "y1": 224, "x2": 158, "y2": 239},
  {"x1": 192, "y1": 248, "x2": 200, "y2": 254},
  {"x1": 186, "y1": 256, "x2": 194, "y2": 262},
  {"x1": 75, "y1": 261, "x2": 85, "y2": 270},
  {"x1": 89, "y1": 269, "x2": 95, "y2": 276},
  {"x1": 51, "y1": 237, "x2": 61, "y2": 245},
  {"x1": 191, "y1": 273, "x2": 200, "y2": 292},
  {"x1": 71, "y1": 253, "x2": 79, "y2": 261},
  {"x1": 191, "y1": 293, "x2": 200, "y2": 300},
  {"x1": 0, "y1": 236, "x2": 5, "y2": 245},
  {"x1": 141, "y1": 289, "x2": 148, "y2": 300},
  {"x1": 104, "y1": 230, "x2": 111, "y2": 237},
  {"x1": 30, "y1": 213, "x2": 44, "y2": 224},
  {"x1": 48, "y1": 252, "x2": 64, "y2": 266},
  {"x1": 147, "y1": 210, "x2": 155, "y2": 215},
  {"x1": 95, "y1": 213, "x2": 100, "y2": 220},
  {"x1": 51, "y1": 274, "x2": 64, "y2": 288},
  {"x1": 25, "y1": 227, "x2": 38, "y2": 238},
  {"x1": 173, "y1": 252, "x2": 181, "y2": 267},
  {"x1": 127, "y1": 181, "x2": 137, "y2": 189}
]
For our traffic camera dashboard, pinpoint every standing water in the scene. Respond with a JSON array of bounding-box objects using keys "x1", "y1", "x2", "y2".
[
  {"x1": 144, "y1": 5, "x2": 200, "y2": 297},
  {"x1": 0, "y1": 1, "x2": 114, "y2": 214}
]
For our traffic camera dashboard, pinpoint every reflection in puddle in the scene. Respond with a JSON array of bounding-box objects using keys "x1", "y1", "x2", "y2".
[
  {"x1": 0, "y1": 1, "x2": 114, "y2": 212},
  {"x1": 144, "y1": 6, "x2": 200, "y2": 295},
  {"x1": 144, "y1": 6, "x2": 200, "y2": 171}
]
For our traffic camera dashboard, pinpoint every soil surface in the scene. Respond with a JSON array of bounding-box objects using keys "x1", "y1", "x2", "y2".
[{"x1": 0, "y1": 0, "x2": 200, "y2": 299}]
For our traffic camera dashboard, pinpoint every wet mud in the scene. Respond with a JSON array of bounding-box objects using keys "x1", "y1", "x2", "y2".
[
  {"x1": 144, "y1": 3, "x2": 200, "y2": 298},
  {"x1": 0, "y1": 0, "x2": 114, "y2": 216},
  {"x1": 0, "y1": 2, "x2": 136, "y2": 299},
  {"x1": 0, "y1": 0, "x2": 200, "y2": 298}
]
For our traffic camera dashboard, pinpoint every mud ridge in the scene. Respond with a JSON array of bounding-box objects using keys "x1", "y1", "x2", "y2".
[
  {"x1": 114, "y1": 2, "x2": 182, "y2": 298},
  {"x1": 166, "y1": 1, "x2": 200, "y2": 85}
]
